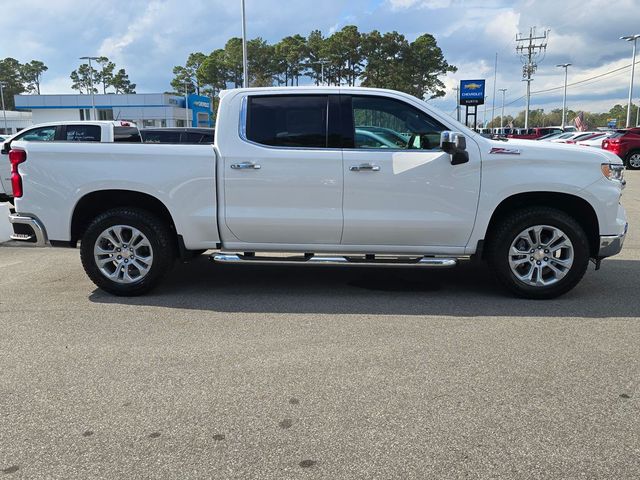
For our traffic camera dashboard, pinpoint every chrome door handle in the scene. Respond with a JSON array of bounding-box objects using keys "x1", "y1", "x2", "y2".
[
  {"x1": 350, "y1": 163, "x2": 380, "y2": 172},
  {"x1": 231, "y1": 162, "x2": 261, "y2": 170}
]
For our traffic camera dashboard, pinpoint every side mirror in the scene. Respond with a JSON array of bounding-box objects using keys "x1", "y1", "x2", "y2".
[{"x1": 440, "y1": 131, "x2": 469, "y2": 165}]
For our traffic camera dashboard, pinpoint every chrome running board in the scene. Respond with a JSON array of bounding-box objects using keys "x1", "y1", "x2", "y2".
[{"x1": 211, "y1": 253, "x2": 457, "y2": 268}]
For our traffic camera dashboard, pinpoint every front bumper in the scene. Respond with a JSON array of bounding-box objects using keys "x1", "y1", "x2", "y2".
[
  {"x1": 8, "y1": 214, "x2": 48, "y2": 247},
  {"x1": 598, "y1": 222, "x2": 628, "y2": 258}
]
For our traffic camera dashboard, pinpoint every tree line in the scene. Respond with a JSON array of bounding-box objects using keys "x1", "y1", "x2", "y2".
[
  {"x1": 487, "y1": 103, "x2": 640, "y2": 129},
  {"x1": 0, "y1": 58, "x2": 48, "y2": 109},
  {"x1": 170, "y1": 26, "x2": 457, "y2": 102},
  {"x1": 70, "y1": 57, "x2": 136, "y2": 95}
]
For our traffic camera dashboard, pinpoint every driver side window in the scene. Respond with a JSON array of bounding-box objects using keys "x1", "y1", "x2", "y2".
[{"x1": 352, "y1": 96, "x2": 446, "y2": 150}]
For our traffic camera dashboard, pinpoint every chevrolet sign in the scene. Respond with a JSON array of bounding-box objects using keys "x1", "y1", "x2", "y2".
[{"x1": 459, "y1": 79, "x2": 485, "y2": 106}]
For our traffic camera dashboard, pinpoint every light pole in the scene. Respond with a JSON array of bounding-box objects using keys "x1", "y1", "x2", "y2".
[
  {"x1": 184, "y1": 80, "x2": 189, "y2": 127},
  {"x1": 241, "y1": 0, "x2": 249, "y2": 88},
  {"x1": 621, "y1": 34, "x2": 640, "y2": 128},
  {"x1": 499, "y1": 88, "x2": 507, "y2": 130},
  {"x1": 79, "y1": 56, "x2": 99, "y2": 120},
  {"x1": 556, "y1": 63, "x2": 571, "y2": 129},
  {"x1": 0, "y1": 83, "x2": 8, "y2": 134}
]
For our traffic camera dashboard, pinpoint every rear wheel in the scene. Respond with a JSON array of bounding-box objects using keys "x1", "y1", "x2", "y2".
[
  {"x1": 626, "y1": 150, "x2": 640, "y2": 170},
  {"x1": 487, "y1": 207, "x2": 590, "y2": 299},
  {"x1": 80, "y1": 208, "x2": 175, "y2": 296}
]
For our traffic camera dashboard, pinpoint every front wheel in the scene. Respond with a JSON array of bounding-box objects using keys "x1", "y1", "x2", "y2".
[
  {"x1": 80, "y1": 208, "x2": 175, "y2": 296},
  {"x1": 487, "y1": 207, "x2": 590, "y2": 299},
  {"x1": 626, "y1": 150, "x2": 640, "y2": 170}
]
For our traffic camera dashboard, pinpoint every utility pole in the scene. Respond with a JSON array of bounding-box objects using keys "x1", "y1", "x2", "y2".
[
  {"x1": 241, "y1": 0, "x2": 249, "y2": 88},
  {"x1": 556, "y1": 63, "x2": 571, "y2": 129},
  {"x1": 516, "y1": 27, "x2": 549, "y2": 129},
  {"x1": 620, "y1": 34, "x2": 639, "y2": 127},
  {"x1": 0, "y1": 83, "x2": 8, "y2": 134},
  {"x1": 453, "y1": 86, "x2": 461, "y2": 122},
  {"x1": 79, "y1": 56, "x2": 99, "y2": 120},
  {"x1": 499, "y1": 88, "x2": 507, "y2": 129}
]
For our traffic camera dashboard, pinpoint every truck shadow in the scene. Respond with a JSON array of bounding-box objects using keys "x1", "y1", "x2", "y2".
[{"x1": 89, "y1": 256, "x2": 640, "y2": 318}]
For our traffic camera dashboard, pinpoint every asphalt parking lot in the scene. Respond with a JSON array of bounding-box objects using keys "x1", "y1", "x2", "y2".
[{"x1": 1, "y1": 173, "x2": 639, "y2": 479}]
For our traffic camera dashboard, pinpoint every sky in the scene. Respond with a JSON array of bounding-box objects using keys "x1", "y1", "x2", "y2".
[{"x1": 1, "y1": 0, "x2": 639, "y2": 122}]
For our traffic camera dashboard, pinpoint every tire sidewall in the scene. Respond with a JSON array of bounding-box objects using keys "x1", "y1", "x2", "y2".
[
  {"x1": 80, "y1": 209, "x2": 174, "y2": 296},
  {"x1": 490, "y1": 209, "x2": 590, "y2": 299},
  {"x1": 626, "y1": 150, "x2": 640, "y2": 170}
]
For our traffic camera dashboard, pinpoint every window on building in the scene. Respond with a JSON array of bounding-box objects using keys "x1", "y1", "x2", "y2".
[
  {"x1": 64, "y1": 125, "x2": 101, "y2": 142},
  {"x1": 142, "y1": 119, "x2": 155, "y2": 128},
  {"x1": 351, "y1": 96, "x2": 446, "y2": 150},
  {"x1": 176, "y1": 119, "x2": 186, "y2": 127},
  {"x1": 79, "y1": 109, "x2": 92, "y2": 121},
  {"x1": 98, "y1": 109, "x2": 114, "y2": 121},
  {"x1": 246, "y1": 95, "x2": 328, "y2": 148}
]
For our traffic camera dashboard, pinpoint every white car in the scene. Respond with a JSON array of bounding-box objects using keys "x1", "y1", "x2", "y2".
[
  {"x1": 8, "y1": 87, "x2": 627, "y2": 299},
  {"x1": 549, "y1": 132, "x2": 599, "y2": 143},
  {"x1": 576, "y1": 132, "x2": 615, "y2": 148},
  {"x1": 0, "y1": 121, "x2": 140, "y2": 202}
]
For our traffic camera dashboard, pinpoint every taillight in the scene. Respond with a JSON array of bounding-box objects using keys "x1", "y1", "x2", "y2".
[
  {"x1": 602, "y1": 139, "x2": 620, "y2": 155},
  {"x1": 9, "y1": 149, "x2": 26, "y2": 198}
]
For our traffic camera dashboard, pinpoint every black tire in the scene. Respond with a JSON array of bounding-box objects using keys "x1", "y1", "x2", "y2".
[
  {"x1": 80, "y1": 208, "x2": 176, "y2": 296},
  {"x1": 487, "y1": 207, "x2": 590, "y2": 299},
  {"x1": 625, "y1": 150, "x2": 640, "y2": 170}
]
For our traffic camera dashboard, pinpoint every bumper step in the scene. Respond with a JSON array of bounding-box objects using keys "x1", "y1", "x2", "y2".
[{"x1": 211, "y1": 253, "x2": 458, "y2": 268}]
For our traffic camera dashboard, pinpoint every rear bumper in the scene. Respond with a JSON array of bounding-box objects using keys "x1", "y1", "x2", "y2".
[{"x1": 8, "y1": 214, "x2": 48, "y2": 247}]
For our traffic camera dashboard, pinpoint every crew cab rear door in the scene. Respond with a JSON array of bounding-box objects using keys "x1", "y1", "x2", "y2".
[{"x1": 222, "y1": 94, "x2": 344, "y2": 245}]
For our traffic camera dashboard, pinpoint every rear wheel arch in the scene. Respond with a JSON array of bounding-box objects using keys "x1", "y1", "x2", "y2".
[
  {"x1": 70, "y1": 190, "x2": 177, "y2": 247},
  {"x1": 483, "y1": 192, "x2": 600, "y2": 258}
]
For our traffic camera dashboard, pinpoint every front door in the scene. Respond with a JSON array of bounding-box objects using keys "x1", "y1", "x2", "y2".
[
  {"x1": 223, "y1": 94, "x2": 343, "y2": 245},
  {"x1": 341, "y1": 94, "x2": 481, "y2": 248}
]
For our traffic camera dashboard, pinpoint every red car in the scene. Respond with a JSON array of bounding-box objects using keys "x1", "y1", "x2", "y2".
[
  {"x1": 601, "y1": 128, "x2": 640, "y2": 170},
  {"x1": 507, "y1": 127, "x2": 563, "y2": 140}
]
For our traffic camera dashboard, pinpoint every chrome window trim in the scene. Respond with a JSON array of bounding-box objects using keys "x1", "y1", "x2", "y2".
[{"x1": 237, "y1": 92, "x2": 445, "y2": 154}]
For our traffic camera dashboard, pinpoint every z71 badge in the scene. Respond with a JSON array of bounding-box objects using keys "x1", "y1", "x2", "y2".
[{"x1": 489, "y1": 147, "x2": 521, "y2": 155}]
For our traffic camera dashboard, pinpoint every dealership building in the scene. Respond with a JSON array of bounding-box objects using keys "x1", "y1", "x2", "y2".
[{"x1": 14, "y1": 93, "x2": 213, "y2": 129}]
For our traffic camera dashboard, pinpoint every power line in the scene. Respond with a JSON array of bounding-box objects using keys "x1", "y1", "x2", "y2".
[{"x1": 501, "y1": 58, "x2": 640, "y2": 108}]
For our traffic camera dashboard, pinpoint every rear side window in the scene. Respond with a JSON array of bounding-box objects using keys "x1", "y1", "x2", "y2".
[
  {"x1": 114, "y1": 127, "x2": 142, "y2": 143},
  {"x1": 246, "y1": 95, "x2": 328, "y2": 148},
  {"x1": 142, "y1": 130, "x2": 181, "y2": 143},
  {"x1": 64, "y1": 125, "x2": 101, "y2": 142},
  {"x1": 182, "y1": 131, "x2": 214, "y2": 144}
]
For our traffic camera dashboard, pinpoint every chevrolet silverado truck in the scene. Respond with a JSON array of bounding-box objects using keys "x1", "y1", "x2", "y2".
[
  {"x1": 0, "y1": 121, "x2": 141, "y2": 203},
  {"x1": 8, "y1": 87, "x2": 628, "y2": 299}
]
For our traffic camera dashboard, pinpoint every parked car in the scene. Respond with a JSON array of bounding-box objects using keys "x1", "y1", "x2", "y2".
[
  {"x1": 549, "y1": 132, "x2": 600, "y2": 144},
  {"x1": 507, "y1": 127, "x2": 563, "y2": 140},
  {"x1": 140, "y1": 127, "x2": 214, "y2": 144},
  {"x1": 0, "y1": 121, "x2": 141, "y2": 203},
  {"x1": 601, "y1": 128, "x2": 640, "y2": 169},
  {"x1": 576, "y1": 132, "x2": 615, "y2": 148},
  {"x1": 8, "y1": 86, "x2": 627, "y2": 299}
]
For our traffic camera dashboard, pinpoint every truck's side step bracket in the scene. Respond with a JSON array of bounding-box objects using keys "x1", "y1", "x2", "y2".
[{"x1": 211, "y1": 253, "x2": 458, "y2": 268}]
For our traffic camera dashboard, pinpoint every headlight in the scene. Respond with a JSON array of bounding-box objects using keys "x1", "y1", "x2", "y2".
[{"x1": 601, "y1": 163, "x2": 625, "y2": 187}]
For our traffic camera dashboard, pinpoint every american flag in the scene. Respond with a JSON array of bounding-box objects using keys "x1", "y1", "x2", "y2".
[{"x1": 573, "y1": 111, "x2": 588, "y2": 131}]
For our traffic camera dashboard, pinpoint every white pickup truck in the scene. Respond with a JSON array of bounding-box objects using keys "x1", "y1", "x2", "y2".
[
  {"x1": 7, "y1": 87, "x2": 628, "y2": 298},
  {"x1": 0, "y1": 121, "x2": 141, "y2": 202}
]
